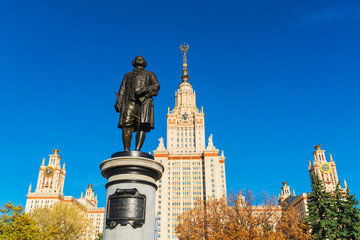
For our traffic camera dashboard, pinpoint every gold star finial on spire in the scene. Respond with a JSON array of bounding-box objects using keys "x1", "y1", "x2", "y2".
[
  {"x1": 180, "y1": 43, "x2": 189, "y2": 53},
  {"x1": 180, "y1": 43, "x2": 190, "y2": 82}
]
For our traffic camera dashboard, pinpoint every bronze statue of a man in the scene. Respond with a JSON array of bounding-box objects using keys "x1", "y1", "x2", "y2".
[{"x1": 114, "y1": 56, "x2": 160, "y2": 151}]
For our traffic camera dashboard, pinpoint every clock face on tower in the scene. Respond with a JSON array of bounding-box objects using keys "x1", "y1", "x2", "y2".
[
  {"x1": 44, "y1": 166, "x2": 55, "y2": 178},
  {"x1": 182, "y1": 113, "x2": 189, "y2": 122},
  {"x1": 320, "y1": 162, "x2": 331, "y2": 174}
]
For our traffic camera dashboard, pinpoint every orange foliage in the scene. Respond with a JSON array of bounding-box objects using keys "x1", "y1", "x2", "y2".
[
  {"x1": 276, "y1": 204, "x2": 312, "y2": 240},
  {"x1": 176, "y1": 191, "x2": 312, "y2": 240}
]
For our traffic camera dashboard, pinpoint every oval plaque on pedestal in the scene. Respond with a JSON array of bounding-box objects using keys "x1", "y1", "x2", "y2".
[{"x1": 106, "y1": 188, "x2": 146, "y2": 228}]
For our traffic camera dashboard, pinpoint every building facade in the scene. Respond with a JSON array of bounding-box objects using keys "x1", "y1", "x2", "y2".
[
  {"x1": 309, "y1": 144, "x2": 341, "y2": 192},
  {"x1": 278, "y1": 145, "x2": 346, "y2": 219},
  {"x1": 153, "y1": 46, "x2": 227, "y2": 240},
  {"x1": 25, "y1": 149, "x2": 105, "y2": 239}
]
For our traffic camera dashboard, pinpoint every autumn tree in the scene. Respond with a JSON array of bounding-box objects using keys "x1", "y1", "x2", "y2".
[
  {"x1": 30, "y1": 201, "x2": 92, "y2": 240},
  {"x1": 175, "y1": 197, "x2": 231, "y2": 240},
  {"x1": 0, "y1": 202, "x2": 51, "y2": 240},
  {"x1": 227, "y1": 190, "x2": 280, "y2": 240},
  {"x1": 176, "y1": 191, "x2": 284, "y2": 240},
  {"x1": 276, "y1": 204, "x2": 312, "y2": 240}
]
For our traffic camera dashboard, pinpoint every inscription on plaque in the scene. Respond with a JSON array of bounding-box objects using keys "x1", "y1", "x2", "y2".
[{"x1": 106, "y1": 188, "x2": 146, "y2": 228}]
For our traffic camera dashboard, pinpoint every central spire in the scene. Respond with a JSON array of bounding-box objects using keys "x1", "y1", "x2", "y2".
[{"x1": 180, "y1": 44, "x2": 190, "y2": 82}]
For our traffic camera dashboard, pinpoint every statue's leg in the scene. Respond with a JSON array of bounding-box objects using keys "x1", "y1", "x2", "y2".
[
  {"x1": 135, "y1": 126, "x2": 146, "y2": 151},
  {"x1": 122, "y1": 127, "x2": 132, "y2": 151}
]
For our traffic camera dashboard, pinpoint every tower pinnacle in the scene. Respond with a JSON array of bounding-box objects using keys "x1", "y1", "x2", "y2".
[{"x1": 180, "y1": 44, "x2": 190, "y2": 82}]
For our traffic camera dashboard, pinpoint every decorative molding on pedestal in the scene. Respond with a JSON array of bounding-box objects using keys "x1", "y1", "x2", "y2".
[{"x1": 100, "y1": 152, "x2": 163, "y2": 190}]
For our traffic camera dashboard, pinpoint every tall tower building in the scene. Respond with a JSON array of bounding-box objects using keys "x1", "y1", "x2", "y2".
[
  {"x1": 25, "y1": 149, "x2": 105, "y2": 239},
  {"x1": 278, "y1": 145, "x2": 346, "y2": 220},
  {"x1": 154, "y1": 45, "x2": 227, "y2": 240},
  {"x1": 25, "y1": 149, "x2": 66, "y2": 212},
  {"x1": 308, "y1": 145, "x2": 340, "y2": 192}
]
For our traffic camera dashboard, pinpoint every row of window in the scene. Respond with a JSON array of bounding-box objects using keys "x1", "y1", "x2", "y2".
[{"x1": 177, "y1": 138, "x2": 195, "y2": 142}]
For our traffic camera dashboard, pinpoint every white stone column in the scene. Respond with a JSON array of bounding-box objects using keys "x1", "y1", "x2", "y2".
[{"x1": 100, "y1": 152, "x2": 164, "y2": 240}]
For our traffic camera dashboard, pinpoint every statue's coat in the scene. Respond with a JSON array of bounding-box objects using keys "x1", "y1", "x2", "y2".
[{"x1": 115, "y1": 69, "x2": 160, "y2": 132}]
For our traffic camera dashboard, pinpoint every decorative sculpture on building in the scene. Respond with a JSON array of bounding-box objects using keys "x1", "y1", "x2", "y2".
[
  {"x1": 206, "y1": 134, "x2": 216, "y2": 150},
  {"x1": 156, "y1": 137, "x2": 166, "y2": 151},
  {"x1": 114, "y1": 56, "x2": 160, "y2": 151}
]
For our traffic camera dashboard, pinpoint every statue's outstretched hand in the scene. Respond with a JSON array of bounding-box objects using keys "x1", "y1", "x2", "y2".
[{"x1": 114, "y1": 102, "x2": 121, "y2": 113}]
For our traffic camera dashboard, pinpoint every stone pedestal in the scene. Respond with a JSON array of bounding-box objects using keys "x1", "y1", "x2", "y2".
[{"x1": 100, "y1": 151, "x2": 164, "y2": 240}]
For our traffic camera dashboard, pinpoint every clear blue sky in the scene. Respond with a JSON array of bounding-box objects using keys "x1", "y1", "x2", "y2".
[{"x1": 1, "y1": 0, "x2": 359, "y2": 208}]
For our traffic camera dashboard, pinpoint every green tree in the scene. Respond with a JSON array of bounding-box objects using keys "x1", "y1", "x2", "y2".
[
  {"x1": 30, "y1": 201, "x2": 92, "y2": 240},
  {"x1": 341, "y1": 188, "x2": 360, "y2": 239},
  {"x1": 94, "y1": 233, "x2": 103, "y2": 240},
  {"x1": 306, "y1": 174, "x2": 337, "y2": 239},
  {"x1": 0, "y1": 202, "x2": 50, "y2": 240},
  {"x1": 333, "y1": 183, "x2": 346, "y2": 238}
]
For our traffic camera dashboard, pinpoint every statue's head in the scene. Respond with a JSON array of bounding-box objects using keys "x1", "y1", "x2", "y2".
[{"x1": 132, "y1": 55, "x2": 147, "y2": 68}]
